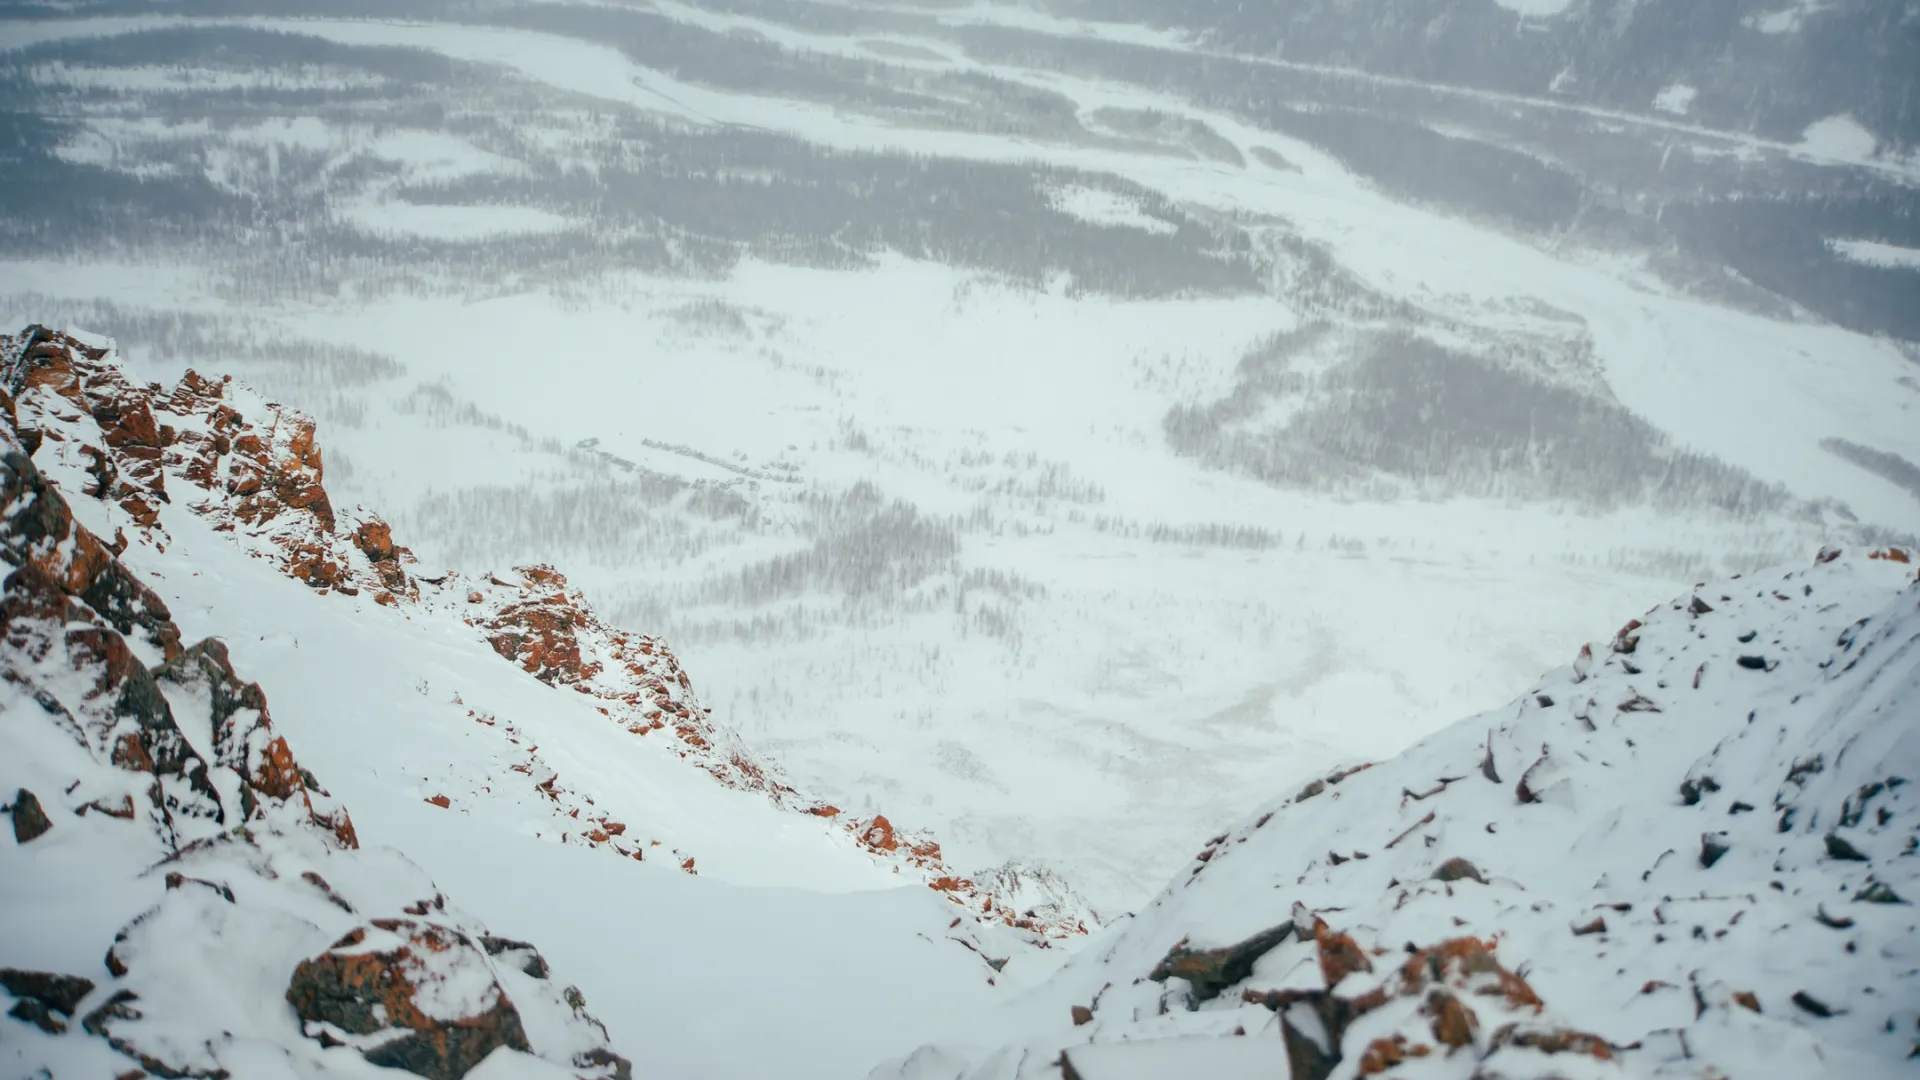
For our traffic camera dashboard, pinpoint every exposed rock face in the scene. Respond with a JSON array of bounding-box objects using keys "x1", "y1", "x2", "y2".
[
  {"x1": 3, "y1": 326, "x2": 1095, "y2": 940},
  {"x1": 0, "y1": 359, "x2": 628, "y2": 1079},
  {"x1": 1232, "y1": 928, "x2": 1604, "y2": 1080},
  {"x1": 1148, "y1": 921, "x2": 1294, "y2": 1002},
  {"x1": 0, "y1": 968, "x2": 94, "y2": 1033},
  {"x1": 286, "y1": 920, "x2": 533, "y2": 1080}
]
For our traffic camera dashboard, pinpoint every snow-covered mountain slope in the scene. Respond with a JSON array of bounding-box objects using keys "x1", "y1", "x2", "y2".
[
  {"x1": 873, "y1": 546, "x2": 1920, "y2": 1079},
  {"x1": 1, "y1": 326, "x2": 1104, "y2": 1078},
  {"x1": 1049, "y1": 0, "x2": 1920, "y2": 157},
  {"x1": 0, "y1": 323, "x2": 1093, "y2": 938},
  {"x1": 0, "y1": 370, "x2": 631, "y2": 1079}
]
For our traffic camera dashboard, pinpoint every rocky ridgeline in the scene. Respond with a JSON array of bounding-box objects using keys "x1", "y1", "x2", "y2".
[
  {"x1": 0, "y1": 381, "x2": 629, "y2": 1078},
  {"x1": 1, "y1": 325, "x2": 1092, "y2": 940},
  {"x1": 877, "y1": 548, "x2": 1919, "y2": 1079}
]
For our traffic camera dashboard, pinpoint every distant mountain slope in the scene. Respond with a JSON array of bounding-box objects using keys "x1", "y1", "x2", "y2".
[
  {"x1": 1054, "y1": 0, "x2": 1920, "y2": 153},
  {"x1": 1, "y1": 323, "x2": 1095, "y2": 940},
  {"x1": 874, "y1": 545, "x2": 1920, "y2": 1078}
]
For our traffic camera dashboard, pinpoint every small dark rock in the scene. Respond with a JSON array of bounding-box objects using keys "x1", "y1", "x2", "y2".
[
  {"x1": 1071, "y1": 1004, "x2": 1093, "y2": 1026},
  {"x1": 1853, "y1": 881, "x2": 1905, "y2": 905},
  {"x1": 479, "y1": 935, "x2": 550, "y2": 979},
  {"x1": 1790, "y1": 991, "x2": 1834, "y2": 1018},
  {"x1": 1785, "y1": 755, "x2": 1824, "y2": 785},
  {"x1": 9, "y1": 789, "x2": 51, "y2": 844},
  {"x1": 0, "y1": 969, "x2": 94, "y2": 1016},
  {"x1": 1147, "y1": 922, "x2": 1294, "y2": 1002},
  {"x1": 1432, "y1": 857, "x2": 1485, "y2": 884},
  {"x1": 162, "y1": 872, "x2": 235, "y2": 904},
  {"x1": 1738, "y1": 631, "x2": 1758, "y2": 643},
  {"x1": 1824, "y1": 833, "x2": 1870, "y2": 861},
  {"x1": 1736, "y1": 655, "x2": 1769, "y2": 670},
  {"x1": 1679, "y1": 776, "x2": 1720, "y2": 806},
  {"x1": 7, "y1": 999, "x2": 65, "y2": 1033},
  {"x1": 1571, "y1": 916, "x2": 1607, "y2": 936},
  {"x1": 1699, "y1": 833, "x2": 1730, "y2": 869},
  {"x1": 1295, "y1": 779, "x2": 1326, "y2": 803},
  {"x1": 573, "y1": 1048, "x2": 633, "y2": 1080},
  {"x1": 80, "y1": 989, "x2": 141, "y2": 1036},
  {"x1": 1610, "y1": 619, "x2": 1643, "y2": 654},
  {"x1": 1689, "y1": 595, "x2": 1714, "y2": 615}
]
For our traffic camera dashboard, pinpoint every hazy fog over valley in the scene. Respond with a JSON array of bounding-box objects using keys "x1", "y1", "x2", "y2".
[{"x1": 2, "y1": 2, "x2": 1917, "y2": 1076}]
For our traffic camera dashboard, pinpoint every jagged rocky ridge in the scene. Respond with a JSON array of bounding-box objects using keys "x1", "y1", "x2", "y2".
[
  {"x1": 874, "y1": 548, "x2": 1920, "y2": 1079},
  {"x1": 0, "y1": 325, "x2": 1094, "y2": 939},
  {"x1": 0, "y1": 363, "x2": 630, "y2": 1078}
]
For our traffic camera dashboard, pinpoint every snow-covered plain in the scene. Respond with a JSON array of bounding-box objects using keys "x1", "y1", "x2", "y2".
[{"x1": 2, "y1": 0, "x2": 1917, "y2": 923}]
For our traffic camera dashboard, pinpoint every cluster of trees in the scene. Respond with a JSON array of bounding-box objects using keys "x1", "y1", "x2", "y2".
[{"x1": 1166, "y1": 328, "x2": 1796, "y2": 515}]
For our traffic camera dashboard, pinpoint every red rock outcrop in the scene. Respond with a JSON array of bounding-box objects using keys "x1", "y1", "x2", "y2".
[
  {"x1": 2, "y1": 413, "x2": 357, "y2": 852},
  {"x1": 1230, "y1": 925, "x2": 1611, "y2": 1079},
  {"x1": 285, "y1": 920, "x2": 533, "y2": 1080}
]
